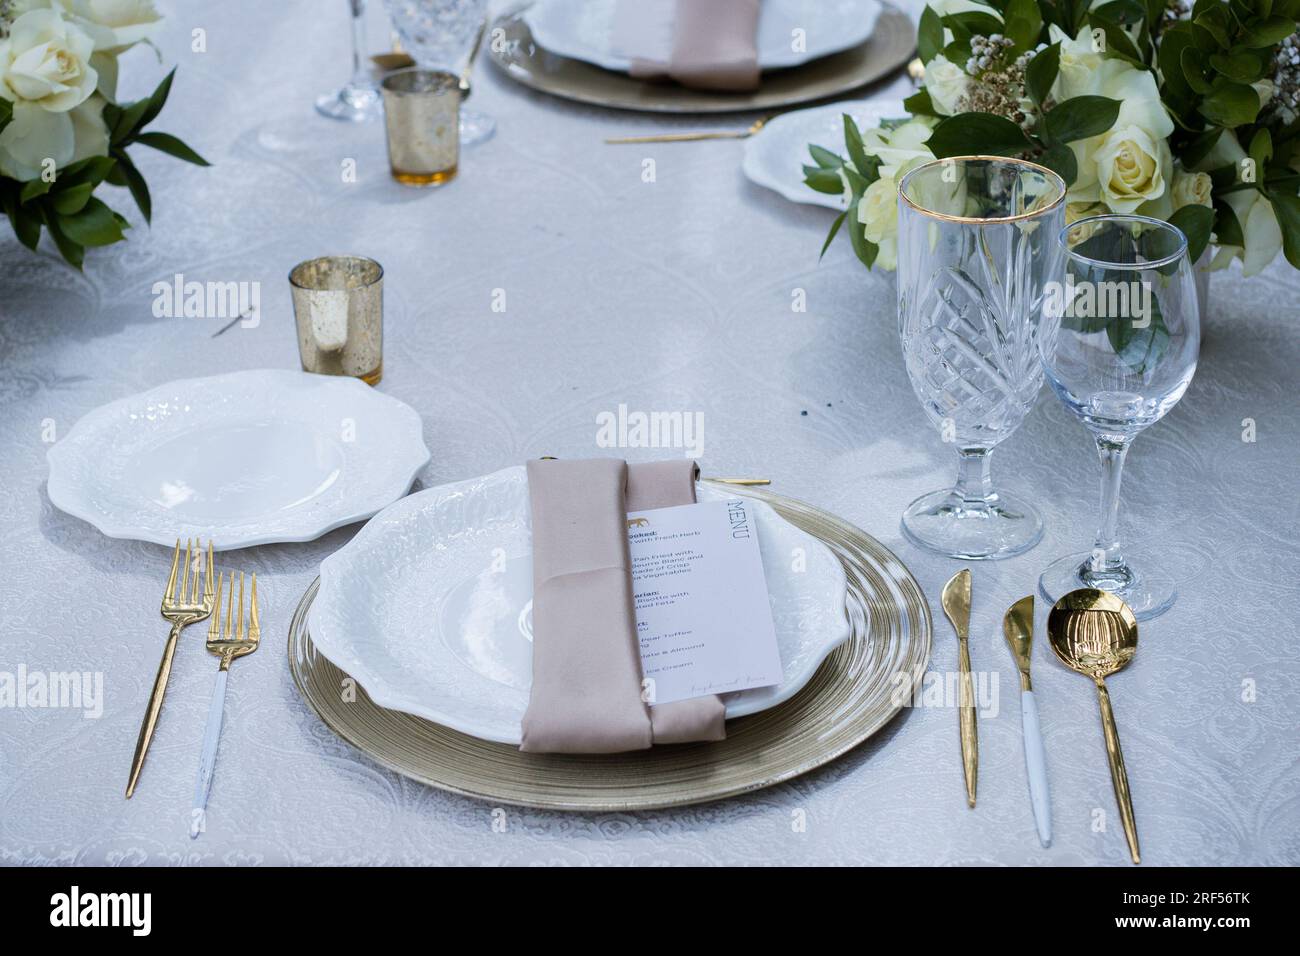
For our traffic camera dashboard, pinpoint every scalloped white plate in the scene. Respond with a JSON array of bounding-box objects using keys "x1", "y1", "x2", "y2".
[
  {"x1": 742, "y1": 97, "x2": 906, "y2": 208},
  {"x1": 46, "y1": 369, "x2": 430, "y2": 550},
  {"x1": 310, "y1": 466, "x2": 850, "y2": 744},
  {"x1": 525, "y1": 0, "x2": 883, "y2": 73}
]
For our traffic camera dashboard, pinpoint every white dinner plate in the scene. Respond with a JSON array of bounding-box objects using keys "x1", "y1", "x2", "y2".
[
  {"x1": 310, "y1": 466, "x2": 850, "y2": 744},
  {"x1": 742, "y1": 97, "x2": 906, "y2": 208},
  {"x1": 524, "y1": 0, "x2": 883, "y2": 73},
  {"x1": 46, "y1": 369, "x2": 430, "y2": 550}
]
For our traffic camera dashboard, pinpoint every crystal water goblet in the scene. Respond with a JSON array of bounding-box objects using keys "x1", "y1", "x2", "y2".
[
  {"x1": 384, "y1": 0, "x2": 495, "y2": 145},
  {"x1": 1037, "y1": 214, "x2": 1200, "y2": 619},
  {"x1": 896, "y1": 156, "x2": 1067, "y2": 559},
  {"x1": 316, "y1": 0, "x2": 383, "y2": 121}
]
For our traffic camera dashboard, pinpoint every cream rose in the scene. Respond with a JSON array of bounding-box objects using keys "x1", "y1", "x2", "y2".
[
  {"x1": 1094, "y1": 124, "x2": 1171, "y2": 213},
  {"x1": 0, "y1": 9, "x2": 105, "y2": 180},
  {"x1": 58, "y1": 0, "x2": 162, "y2": 55},
  {"x1": 1171, "y1": 170, "x2": 1212, "y2": 211},
  {"x1": 858, "y1": 175, "x2": 898, "y2": 246},
  {"x1": 1197, "y1": 130, "x2": 1284, "y2": 275},
  {"x1": 923, "y1": 54, "x2": 969, "y2": 116}
]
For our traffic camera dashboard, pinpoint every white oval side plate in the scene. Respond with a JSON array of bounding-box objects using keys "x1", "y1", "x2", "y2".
[
  {"x1": 310, "y1": 466, "x2": 850, "y2": 744},
  {"x1": 525, "y1": 0, "x2": 883, "y2": 73},
  {"x1": 743, "y1": 97, "x2": 906, "y2": 208},
  {"x1": 46, "y1": 369, "x2": 430, "y2": 550}
]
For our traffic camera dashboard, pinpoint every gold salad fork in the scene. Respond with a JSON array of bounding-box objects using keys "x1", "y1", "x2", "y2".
[
  {"x1": 126, "y1": 539, "x2": 214, "y2": 798},
  {"x1": 190, "y1": 571, "x2": 260, "y2": 838}
]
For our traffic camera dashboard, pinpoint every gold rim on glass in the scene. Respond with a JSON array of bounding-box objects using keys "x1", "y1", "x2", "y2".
[
  {"x1": 288, "y1": 255, "x2": 384, "y2": 291},
  {"x1": 898, "y1": 154, "x2": 1067, "y2": 224},
  {"x1": 288, "y1": 486, "x2": 932, "y2": 811}
]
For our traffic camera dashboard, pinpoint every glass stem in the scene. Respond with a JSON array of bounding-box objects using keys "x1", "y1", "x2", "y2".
[
  {"x1": 1082, "y1": 437, "x2": 1132, "y2": 586},
  {"x1": 348, "y1": 0, "x2": 370, "y2": 90},
  {"x1": 954, "y1": 447, "x2": 993, "y2": 509}
]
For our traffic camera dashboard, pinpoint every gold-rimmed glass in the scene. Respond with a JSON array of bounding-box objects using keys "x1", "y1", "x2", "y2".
[
  {"x1": 289, "y1": 256, "x2": 385, "y2": 385},
  {"x1": 380, "y1": 67, "x2": 460, "y2": 186}
]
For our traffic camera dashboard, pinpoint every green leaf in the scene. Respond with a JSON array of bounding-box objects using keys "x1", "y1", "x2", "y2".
[
  {"x1": 132, "y1": 131, "x2": 210, "y2": 166},
  {"x1": 3, "y1": 189, "x2": 42, "y2": 250},
  {"x1": 846, "y1": 210, "x2": 879, "y2": 269},
  {"x1": 43, "y1": 215, "x2": 84, "y2": 269},
  {"x1": 1158, "y1": 24, "x2": 1196, "y2": 99},
  {"x1": 55, "y1": 155, "x2": 116, "y2": 188},
  {"x1": 842, "y1": 113, "x2": 872, "y2": 177},
  {"x1": 1044, "y1": 96, "x2": 1121, "y2": 144},
  {"x1": 819, "y1": 209, "x2": 848, "y2": 260},
  {"x1": 1107, "y1": 306, "x2": 1170, "y2": 374},
  {"x1": 1199, "y1": 81, "x2": 1261, "y2": 127},
  {"x1": 51, "y1": 182, "x2": 95, "y2": 216},
  {"x1": 918, "y1": 6, "x2": 944, "y2": 63},
  {"x1": 903, "y1": 88, "x2": 939, "y2": 117},
  {"x1": 808, "y1": 144, "x2": 843, "y2": 169},
  {"x1": 804, "y1": 165, "x2": 845, "y2": 194},
  {"x1": 943, "y1": 11, "x2": 1005, "y2": 38},
  {"x1": 1181, "y1": 127, "x2": 1223, "y2": 168},
  {"x1": 137, "y1": 68, "x2": 176, "y2": 129},
  {"x1": 1208, "y1": 50, "x2": 1265, "y2": 82},
  {"x1": 1039, "y1": 142, "x2": 1079, "y2": 185},
  {"x1": 111, "y1": 149, "x2": 151, "y2": 224},
  {"x1": 109, "y1": 97, "x2": 151, "y2": 144},
  {"x1": 20, "y1": 179, "x2": 53, "y2": 203},
  {"x1": 926, "y1": 112, "x2": 1034, "y2": 158},
  {"x1": 0, "y1": 98, "x2": 12, "y2": 135},
  {"x1": 1088, "y1": 12, "x2": 1145, "y2": 64},
  {"x1": 57, "y1": 197, "x2": 127, "y2": 247},
  {"x1": 1181, "y1": 47, "x2": 1214, "y2": 94},
  {"x1": 1249, "y1": 128, "x2": 1273, "y2": 168},
  {"x1": 1213, "y1": 196, "x2": 1245, "y2": 246},
  {"x1": 1240, "y1": 15, "x2": 1298, "y2": 47},
  {"x1": 1026, "y1": 42, "x2": 1061, "y2": 106},
  {"x1": 1270, "y1": 191, "x2": 1300, "y2": 269},
  {"x1": 1168, "y1": 203, "x2": 1215, "y2": 264},
  {"x1": 1004, "y1": 0, "x2": 1045, "y2": 52}
]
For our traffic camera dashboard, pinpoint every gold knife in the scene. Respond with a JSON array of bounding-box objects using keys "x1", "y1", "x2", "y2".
[{"x1": 941, "y1": 569, "x2": 977, "y2": 808}]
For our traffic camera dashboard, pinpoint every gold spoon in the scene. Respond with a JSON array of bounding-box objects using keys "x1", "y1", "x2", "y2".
[{"x1": 1046, "y1": 588, "x2": 1141, "y2": 864}]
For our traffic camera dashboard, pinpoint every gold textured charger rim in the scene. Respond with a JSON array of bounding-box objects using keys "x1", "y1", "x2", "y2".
[
  {"x1": 288, "y1": 485, "x2": 932, "y2": 811},
  {"x1": 486, "y1": 5, "x2": 916, "y2": 115}
]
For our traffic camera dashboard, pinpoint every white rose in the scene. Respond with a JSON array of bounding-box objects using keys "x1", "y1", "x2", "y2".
[
  {"x1": 862, "y1": 116, "x2": 938, "y2": 180},
  {"x1": 1094, "y1": 124, "x2": 1171, "y2": 213},
  {"x1": 858, "y1": 175, "x2": 897, "y2": 246},
  {"x1": 1197, "y1": 131, "x2": 1284, "y2": 275},
  {"x1": 58, "y1": 0, "x2": 162, "y2": 55},
  {"x1": 1049, "y1": 24, "x2": 1106, "y2": 102},
  {"x1": 0, "y1": 9, "x2": 104, "y2": 180},
  {"x1": 923, "y1": 54, "x2": 969, "y2": 116},
  {"x1": 1171, "y1": 170, "x2": 1213, "y2": 210}
]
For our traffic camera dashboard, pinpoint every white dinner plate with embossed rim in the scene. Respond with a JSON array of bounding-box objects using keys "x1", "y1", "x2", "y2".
[
  {"x1": 742, "y1": 97, "x2": 906, "y2": 208},
  {"x1": 524, "y1": 0, "x2": 883, "y2": 73},
  {"x1": 309, "y1": 466, "x2": 851, "y2": 744},
  {"x1": 46, "y1": 369, "x2": 430, "y2": 551}
]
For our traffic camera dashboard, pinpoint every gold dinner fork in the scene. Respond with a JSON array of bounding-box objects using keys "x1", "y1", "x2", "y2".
[
  {"x1": 190, "y1": 571, "x2": 260, "y2": 838},
  {"x1": 126, "y1": 539, "x2": 215, "y2": 798},
  {"x1": 604, "y1": 116, "x2": 769, "y2": 144}
]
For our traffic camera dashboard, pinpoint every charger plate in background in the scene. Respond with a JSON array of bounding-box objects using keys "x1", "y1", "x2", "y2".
[
  {"x1": 288, "y1": 485, "x2": 931, "y2": 811},
  {"x1": 488, "y1": 4, "x2": 915, "y2": 115}
]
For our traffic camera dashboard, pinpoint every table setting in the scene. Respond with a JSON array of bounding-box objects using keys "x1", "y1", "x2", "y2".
[{"x1": 1, "y1": 0, "x2": 1298, "y2": 872}]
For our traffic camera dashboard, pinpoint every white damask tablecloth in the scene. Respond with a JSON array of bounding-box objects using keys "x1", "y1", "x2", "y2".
[{"x1": 2, "y1": 2, "x2": 1297, "y2": 866}]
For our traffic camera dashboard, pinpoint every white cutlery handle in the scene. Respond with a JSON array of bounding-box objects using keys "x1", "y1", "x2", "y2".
[
  {"x1": 1021, "y1": 690, "x2": 1052, "y2": 847},
  {"x1": 190, "y1": 668, "x2": 228, "y2": 839}
]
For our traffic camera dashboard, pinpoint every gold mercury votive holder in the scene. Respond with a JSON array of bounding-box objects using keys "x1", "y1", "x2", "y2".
[
  {"x1": 288, "y1": 256, "x2": 384, "y2": 385},
  {"x1": 381, "y1": 67, "x2": 460, "y2": 187}
]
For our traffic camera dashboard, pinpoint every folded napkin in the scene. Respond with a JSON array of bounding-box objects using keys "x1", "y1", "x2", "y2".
[
  {"x1": 521, "y1": 458, "x2": 726, "y2": 753},
  {"x1": 614, "y1": 0, "x2": 762, "y2": 92}
]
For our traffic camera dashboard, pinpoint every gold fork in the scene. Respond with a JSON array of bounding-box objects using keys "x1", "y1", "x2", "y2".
[
  {"x1": 126, "y1": 539, "x2": 215, "y2": 798},
  {"x1": 604, "y1": 116, "x2": 769, "y2": 144},
  {"x1": 190, "y1": 571, "x2": 260, "y2": 838}
]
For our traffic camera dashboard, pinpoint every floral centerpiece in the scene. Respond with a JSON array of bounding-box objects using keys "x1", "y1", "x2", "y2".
[
  {"x1": 806, "y1": 0, "x2": 1300, "y2": 278},
  {"x1": 0, "y1": 1, "x2": 206, "y2": 267}
]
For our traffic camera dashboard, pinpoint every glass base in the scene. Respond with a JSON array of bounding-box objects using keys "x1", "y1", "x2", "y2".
[
  {"x1": 901, "y1": 488, "x2": 1043, "y2": 560},
  {"x1": 460, "y1": 108, "x2": 495, "y2": 146},
  {"x1": 315, "y1": 84, "x2": 382, "y2": 122},
  {"x1": 1039, "y1": 551, "x2": 1176, "y2": 621}
]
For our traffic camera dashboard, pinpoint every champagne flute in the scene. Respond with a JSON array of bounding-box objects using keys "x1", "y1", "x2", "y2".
[
  {"x1": 317, "y1": 0, "x2": 383, "y2": 121},
  {"x1": 1037, "y1": 214, "x2": 1200, "y2": 620}
]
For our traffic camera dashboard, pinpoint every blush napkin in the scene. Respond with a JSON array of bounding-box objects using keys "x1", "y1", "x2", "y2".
[
  {"x1": 520, "y1": 458, "x2": 726, "y2": 753},
  {"x1": 613, "y1": 0, "x2": 762, "y2": 92}
]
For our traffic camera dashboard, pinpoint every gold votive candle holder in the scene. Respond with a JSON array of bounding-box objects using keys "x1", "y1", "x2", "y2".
[
  {"x1": 381, "y1": 67, "x2": 460, "y2": 187},
  {"x1": 288, "y1": 256, "x2": 384, "y2": 385}
]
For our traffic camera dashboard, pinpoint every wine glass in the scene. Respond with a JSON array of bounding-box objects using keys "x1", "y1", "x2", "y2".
[
  {"x1": 1037, "y1": 214, "x2": 1200, "y2": 619},
  {"x1": 384, "y1": 0, "x2": 495, "y2": 146},
  {"x1": 895, "y1": 156, "x2": 1067, "y2": 559},
  {"x1": 316, "y1": 0, "x2": 383, "y2": 121}
]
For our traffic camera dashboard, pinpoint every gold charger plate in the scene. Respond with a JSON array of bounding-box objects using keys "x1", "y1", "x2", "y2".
[
  {"x1": 487, "y1": 5, "x2": 916, "y2": 115},
  {"x1": 288, "y1": 485, "x2": 931, "y2": 810}
]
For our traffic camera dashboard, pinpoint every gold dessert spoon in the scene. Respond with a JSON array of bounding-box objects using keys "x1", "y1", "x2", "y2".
[{"x1": 1046, "y1": 588, "x2": 1141, "y2": 864}]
